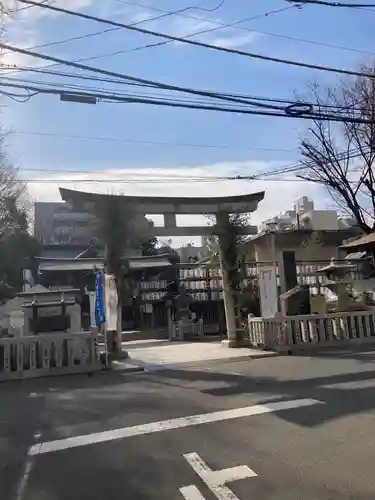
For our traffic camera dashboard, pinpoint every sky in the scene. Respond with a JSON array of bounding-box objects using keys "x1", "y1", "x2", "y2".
[{"x1": 1, "y1": 0, "x2": 374, "y2": 246}]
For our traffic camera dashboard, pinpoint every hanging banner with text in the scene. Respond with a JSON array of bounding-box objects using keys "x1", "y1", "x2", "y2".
[{"x1": 95, "y1": 271, "x2": 106, "y2": 326}]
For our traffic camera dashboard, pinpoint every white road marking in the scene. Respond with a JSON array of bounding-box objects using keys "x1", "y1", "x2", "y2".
[
  {"x1": 183, "y1": 452, "x2": 257, "y2": 500},
  {"x1": 15, "y1": 431, "x2": 41, "y2": 500},
  {"x1": 179, "y1": 485, "x2": 207, "y2": 500},
  {"x1": 15, "y1": 458, "x2": 35, "y2": 500},
  {"x1": 28, "y1": 398, "x2": 321, "y2": 456}
]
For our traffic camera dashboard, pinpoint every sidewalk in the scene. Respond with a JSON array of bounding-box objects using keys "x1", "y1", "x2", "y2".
[{"x1": 111, "y1": 339, "x2": 278, "y2": 373}]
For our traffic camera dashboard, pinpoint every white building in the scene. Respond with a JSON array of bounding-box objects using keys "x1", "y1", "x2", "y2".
[
  {"x1": 260, "y1": 196, "x2": 357, "y2": 232},
  {"x1": 34, "y1": 202, "x2": 93, "y2": 245}
]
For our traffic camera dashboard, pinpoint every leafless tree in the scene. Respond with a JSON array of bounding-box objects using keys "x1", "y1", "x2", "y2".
[
  {"x1": 0, "y1": 132, "x2": 28, "y2": 235},
  {"x1": 298, "y1": 64, "x2": 375, "y2": 234},
  {"x1": 0, "y1": 131, "x2": 39, "y2": 296}
]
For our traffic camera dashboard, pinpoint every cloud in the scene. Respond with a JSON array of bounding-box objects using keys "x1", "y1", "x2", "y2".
[
  {"x1": 2, "y1": 0, "x2": 94, "y2": 29},
  {"x1": 25, "y1": 159, "x2": 324, "y2": 246},
  {"x1": 209, "y1": 33, "x2": 260, "y2": 49},
  {"x1": 1, "y1": 30, "x2": 37, "y2": 67},
  {"x1": 1, "y1": 1, "x2": 262, "y2": 71},
  {"x1": 127, "y1": 10, "x2": 262, "y2": 50},
  {"x1": 1, "y1": 0, "x2": 97, "y2": 68}
]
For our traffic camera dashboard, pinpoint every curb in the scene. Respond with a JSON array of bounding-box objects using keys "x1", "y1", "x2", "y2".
[
  {"x1": 97, "y1": 363, "x2": 146, "y2": 375},
  {"x1": 96, "y1": 351, "x2": 282, "y2": 375},
  {"x1": 112, "y1": 365, "x2": 146, "y2": 374},
  {"x1": 124, "y1": 352, "x2": 281, "y2": 372},
  {"x1": 249, "y1": 352, "x2": 282, "y2": 360}
]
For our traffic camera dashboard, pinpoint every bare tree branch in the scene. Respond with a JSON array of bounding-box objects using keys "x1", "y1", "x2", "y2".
[{"x1": 298, "y1": 65, "x2": 375, "y2": 233}]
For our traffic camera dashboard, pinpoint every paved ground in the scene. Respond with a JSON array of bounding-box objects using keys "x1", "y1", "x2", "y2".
[
  {"x1": 3, "y1": 346, "x2": 375, "y2": 499},
  {"x1": 120, "y1": 339, "x2": 277, "y2": 371}
]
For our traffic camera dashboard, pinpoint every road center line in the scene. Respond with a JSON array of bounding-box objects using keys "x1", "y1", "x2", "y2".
[{"x1": 28, "y1": 398, "x2": 322, "y2": 456}]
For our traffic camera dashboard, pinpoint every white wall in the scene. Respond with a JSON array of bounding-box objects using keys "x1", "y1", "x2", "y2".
[{"x1": 300, "y1": 211, "x2": 339, "y2": 230}]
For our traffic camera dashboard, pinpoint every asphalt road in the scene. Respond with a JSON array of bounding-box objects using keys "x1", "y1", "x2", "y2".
[{"x1": 3, "y1": 347, "x2": 375, "y2": 500}]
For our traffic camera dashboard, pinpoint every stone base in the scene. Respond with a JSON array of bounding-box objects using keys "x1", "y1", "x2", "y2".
[
  {"x1": 108, "y1": 349, "x2": 129, "y2": 361},
  {"x1": 221, "y1": 339, "x2": 238, "y2": 348}
]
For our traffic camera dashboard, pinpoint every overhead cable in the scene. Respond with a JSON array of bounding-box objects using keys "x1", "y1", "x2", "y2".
[
  {"x1": 250, "y1": 148, "x2": 370, "y2": 179},
  {"x1": 18, "y1": 148, "x2": 368, "y2": 184},
  {"x1": 4, "y1": 2, "x2": 306, "y2": 76},
  {"x1": 286, "y1": 0, "x2": 375, "y2": 8},
  {"x1": 3, "y1": 75, "x2": 360, "y2": 113},
  {"x1": 2, "y1": 2, "x2": 207, "y2": 56},
  {"x1": 0, "y1": 80, "x2": 372, "y2": 123},
  {"x1": 0, "y1": 41, "x2": 372, "y2": 121},
  {"x1": 113, "y1": 0, "x2": 372, "y2": 57},
  {"x1": 11, "y1": 130, "x2": 296, "y2": 153},
  {"x1": 16, "y1": 0, "x2": 374, "y2": 79},
  {"x1": 0, "y1": 43, "x2": 293, "y2": 109}
]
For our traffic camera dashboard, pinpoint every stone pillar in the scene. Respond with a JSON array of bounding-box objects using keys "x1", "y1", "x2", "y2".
[
  {"x1": 216, "y1": 212, "x2": 237, "y2": 348},
  {"x1": 67, "y1": 304, "x2": 82, "y2": 333}
]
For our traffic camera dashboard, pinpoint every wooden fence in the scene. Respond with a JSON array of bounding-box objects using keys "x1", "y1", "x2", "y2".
[
  {"x1": 248, "y1": 310, "x2": 375, "y2": 352},
  {"x1": 0, "y1": 332, "x2": 102, "y2": 381}
]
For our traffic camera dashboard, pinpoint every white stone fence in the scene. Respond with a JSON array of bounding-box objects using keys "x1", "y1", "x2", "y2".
[
  {"x1": 248, "y1": 310, "x2": 375, "y2": 352},
  {"x1": 0, "y1": 331, "x2": 102, "y2": 381}
]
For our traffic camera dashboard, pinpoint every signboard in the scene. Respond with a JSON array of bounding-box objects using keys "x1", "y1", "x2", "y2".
[
  {"x1": 258, "y1": 266, "x2": 278, "y2": 318},
  {"x1": 104, "y1": 274, "x2": 118, "y2": 331},
  {"x1": 95, "y1": 271, "x2": 106, "y2": 325}
]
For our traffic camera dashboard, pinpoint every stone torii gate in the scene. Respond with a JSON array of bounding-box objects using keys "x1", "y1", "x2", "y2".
[{"x1": 59, "y1": 188, "x2": 265, "y2": 347}]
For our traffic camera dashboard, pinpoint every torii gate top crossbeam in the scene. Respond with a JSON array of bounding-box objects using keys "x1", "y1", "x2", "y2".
[{"x1": 59, "y1": 188, "x2": 265, "y2": 215}]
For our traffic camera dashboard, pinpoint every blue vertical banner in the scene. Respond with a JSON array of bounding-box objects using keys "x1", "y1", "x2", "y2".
[{"x1": 95, "y1": 271, "x2": 106, "y2": 325}]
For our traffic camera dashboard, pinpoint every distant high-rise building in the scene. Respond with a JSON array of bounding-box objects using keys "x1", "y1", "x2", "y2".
[
  {"x1": 34, "y1": 202, "x2": 93, "y2": 245},
  {"x1": 294, "y1": 196, "x2": 314, "y2": 216},
  {"x1": 259, "y1": 196, "x2": 358, "y2": 233}
]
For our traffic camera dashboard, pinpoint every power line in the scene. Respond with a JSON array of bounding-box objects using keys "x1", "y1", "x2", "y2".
[
  {"x1": 19, "y1": 148, "x2": 369, "y2": 183},
  {"x1": 112, "y1": 0, "x2": 373, "y2": 57},
  {"x1": 0, "y1": 79, "x2": 267, "y2": 108},
  {"x1": 250, "y1": 148, "x2": 369, "y2": 179},
  {"x1": 6, "y1": 0, "x2": 51, "y2": 13},
  {"x1": 109, "y1": 1, "x2": 306, "y2": 58},
  {"x1": 0, "y1": 44, "x2": 294, "y2": 109},
  {"x1": 6, "y1": 0, "x2": 370, "y2": 72},
  {"x1": 0, "y1": 64, "x2": 368, "y2": 118},
  {"x1": 8, "y1": 0, "x2": 368, "y2": 73},
  {"x1": 19, "y1": 174, "x2": 307, "y2": 183},
  {"x1": 12, "y1": 130, "x2": 296, "y2": 153},
  {"x1": 1, "y1": 80, "x2": 372, "y2": 123},
  {"x1": 0, "y1": 81, "x2": 306, "y2": 117},
  {"x1": 4, "y1": 2, "x2": 306, "y2": 77},
  {"x1": 15, "y1": 0, "x2": 375, "y2": 79},
  {"x1": 188, "y1": 0, "x2": 227, "y2": 11},
  {"x1": 0, "y1": 61, "x2": 367, "y2": 116},
  {"x1": 2, "y1": 39, "x2": 375, "y2": 113},
  {"x1": 286, "y1": 0, "x2": 375, "y2": 8},
  {"x1": 0, "y1": 67, "x2": 155, "y2": 89},
  {"x1": 20, "y1": 174, "x2": 263, "y2": 183},
  {"x1": 0, "y1": 72, "x2": 361, "y2": 112},
  {"x1": 2, "y1": 2, "x2": 206, "y2": 55}
]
